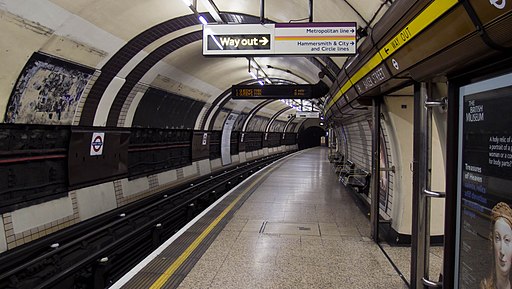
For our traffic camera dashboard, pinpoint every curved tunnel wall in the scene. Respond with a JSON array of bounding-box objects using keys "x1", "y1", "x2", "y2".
[
  {"x1": 0, "y1": 2, "x2": 392, "y2": 255},
  {"x1": 132, "y1": 87, "x2": 204, "y2": 129}
]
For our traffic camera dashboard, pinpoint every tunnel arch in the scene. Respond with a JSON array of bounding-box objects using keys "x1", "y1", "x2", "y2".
[
  {"x1": 298, "y1": 126, "x2": 326, "y2": 150},
  {"x1": 296, "y1": 118, "x2": 326, "y2": 149},
  {"x1": 240, "y1": 100, "x2": 275, "y2": 132},
  {"x1": 79, "y1": 12, "x2": 340, "y2": 127},
  {"x1": 265, "y1": 107, "x2": 293, "y2": 133}
]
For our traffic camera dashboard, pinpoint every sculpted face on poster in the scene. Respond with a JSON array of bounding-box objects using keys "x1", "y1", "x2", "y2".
[{"x1": 456, "y1": 72, "x2": 512, "y2": 289}]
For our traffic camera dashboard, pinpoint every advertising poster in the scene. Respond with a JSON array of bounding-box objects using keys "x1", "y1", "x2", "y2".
[
  {"x1": 457, "y1": 72, "x2": 512, "y2": 288},
  {"x1": 221, "y1": 113, "x2": 238, "y2": 166}
]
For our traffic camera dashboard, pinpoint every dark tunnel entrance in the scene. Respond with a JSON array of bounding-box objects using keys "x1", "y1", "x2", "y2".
[{"x1": 298, "y1": 126, "x2": 326, "y2": 150}]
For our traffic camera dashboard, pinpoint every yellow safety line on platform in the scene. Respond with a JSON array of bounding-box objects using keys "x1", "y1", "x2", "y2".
[
  {"x1": 148, "y1": 165, "x2": 276, "y2": 289},
  {"x1": 325, "y1": 0, "x2": 458, "y2": 111}
]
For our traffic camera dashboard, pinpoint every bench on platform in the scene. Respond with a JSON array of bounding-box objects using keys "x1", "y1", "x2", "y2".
[
  {"x1": 328, "y1": 151, "x2": 343, "y2": 163},
  {"x1": 341, "y1": 168, "x2": 371, "y2": 195},
  {"x1": 329, "y1": 154, "x2": 344, "y2": 173},
  {"x1": 338, "y1": 160, "x2": 355, "y2": 178}
]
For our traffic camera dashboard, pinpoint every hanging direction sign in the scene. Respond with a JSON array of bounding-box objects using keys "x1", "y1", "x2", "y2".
[
  {"x1": 296, "y1": 111, "x2": 320, "y2": 118},
  {"x1": 203, "y1": 22, "x2": 356, "y2": 56},
  {"x1": 274, "y1": 23, "x2": 356, "y2": 55},
  {"x1": 206, "y1": 34, "x2": 270, "y2": 51}
]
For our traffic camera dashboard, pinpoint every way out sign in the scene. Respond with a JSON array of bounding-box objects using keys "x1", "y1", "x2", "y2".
[
  {"x1": 207, "y1": 34, "x2": 270, "y2": 51},
  {"x1": 203, "y1": 22, "x2": 356, "y2": 56},
  {"x1": 90, "y1": 132, "x2": 105, "y2": 156}
]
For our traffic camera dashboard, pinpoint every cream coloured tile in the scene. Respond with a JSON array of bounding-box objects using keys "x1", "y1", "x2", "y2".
[
  {"x1": 0, "y1": 219, "x2": 6, "y2": 253},
  {"x1": 11, "y1": 195, "x2": 73, "y2": 234}
]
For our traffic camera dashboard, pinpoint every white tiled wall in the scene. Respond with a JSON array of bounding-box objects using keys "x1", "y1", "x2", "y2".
[
  {"x1": 157, "y1": 169, "x2": 178, "y2": 186},
  {"x1": 239, "y1": 152, "x2": 247, "y2": 163},
  {"x1": 199, "y1": 159, "x2": 213, "y2": 175},
  {"x1": 121, "y1": 177, "x2": 150, "y2": 197},
  {"x1": 0, "y1": 220, "x2": 6, "y2": 253},
  {"x1": 75, "y1": 182, "x2": 117, "y2": 221},
  {"x1": 210, "y1": 158, "x2": 221, "y2": 171},
  {"x1": 12, "y1": 195, "x2": 73, "y2": 234},
  {"x1": 183, "y1": 164, "x2": 198, "y2": 178}
]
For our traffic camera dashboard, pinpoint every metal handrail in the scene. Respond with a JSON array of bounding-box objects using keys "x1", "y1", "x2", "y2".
[
  {"x1": 380, "y1": 166, "x2": 395, "y2": 172},
  {"x1": 422, "y1": 189, "x2": 446, "y2": 198},
  {"x1": 424, "y1": 98, "x2": 447, "y2": 108},
  {"x1": 422, "y1": 277, "x2": 442, "y2": 288}
]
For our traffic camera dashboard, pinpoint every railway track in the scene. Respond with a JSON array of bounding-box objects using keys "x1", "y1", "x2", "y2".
[{"x1": 0, "y1": 152, "x2": 291, "y2": 289}]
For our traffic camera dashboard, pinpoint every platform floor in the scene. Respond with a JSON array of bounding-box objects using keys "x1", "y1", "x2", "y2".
[{"x1": 114, "y1": 147, "x2": 410, "y2": 289}]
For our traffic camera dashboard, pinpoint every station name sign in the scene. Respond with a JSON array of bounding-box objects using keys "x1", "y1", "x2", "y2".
[
  {"x1": 232, "y1": 84, "x2": 313, "y2": 99},
  {"x1": 203, "y1": 22, "x2": 356, "y2": 56},
  {"x1": 296, "y1": 111, "x2": 320, "y2": 118}
]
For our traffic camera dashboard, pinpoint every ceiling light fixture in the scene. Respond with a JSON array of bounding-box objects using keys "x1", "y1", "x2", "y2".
[
  {"x1": 181, "y1": 0, "x2": 193, "y2": 7},
  {"x1": 181, "y1": 0, "x2": 211, "y2": 26},
  {"x1": 199, "y1": 0, "x2": 223, "y2": 23}
]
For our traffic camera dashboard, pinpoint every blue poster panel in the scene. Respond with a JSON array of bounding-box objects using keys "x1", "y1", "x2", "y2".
[
  {"x1": 457, "y1": 72, "x2": 512, "y2": 288},
  {"x1": 5, "y1": 52, "x2": 94, "y2": 124}
]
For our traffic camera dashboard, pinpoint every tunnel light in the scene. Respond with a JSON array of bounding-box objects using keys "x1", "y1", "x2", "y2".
[
  {"x1": 258, "y1": 80, "x2": 264, "y2": 85},
  {"x1": 249, "y1": 71, "x2": 258, "y2": 79},
  {"x1": 198, "y1": 15, "x2": 208, "y2": 25},
  {"x1": 265, "y1": 77, "x2": 272, "y2": 84},
  {"x1": 199, "y1": 0, "x2": 223, "y2": 23},
  {"x1": 181, "y1": 0, "x2": 193, "y2": 6}
]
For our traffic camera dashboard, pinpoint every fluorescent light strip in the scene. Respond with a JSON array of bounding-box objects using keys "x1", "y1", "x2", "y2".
[
  {"x1": 181, "y1": 0, "x2": 192, "y2": 7},
  {"x1": 198, "y1": 15, "x2": 208, "y2": 25},
  {"x1": 199, "y1": 0, "x2": 223, "y2": 23}
]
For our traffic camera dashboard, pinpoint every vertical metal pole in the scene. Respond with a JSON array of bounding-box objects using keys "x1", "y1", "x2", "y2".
[
  {"x1": 260, "y1": 0, "x2": 265, "y2": 23},
  {"x1": 412, "y1": 82, "x2": 431, "y2": 288},
  {"x1": 425, "y1": 85, "x2": 433, "y2": 286},
  {"x1": 443, "y1": 83, "x2": 459, "y2": 289},
  {"x1": 309, "y1": 0, "x2": 314, "y2": 22},
  {"x1": 371, "y1": 97, "x2": 381, "y2": 241}
]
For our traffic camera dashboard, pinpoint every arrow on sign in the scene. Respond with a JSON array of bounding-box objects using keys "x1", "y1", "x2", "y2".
[{"x1": 207, "y1": 34, "x2": 271, "y2": 51}]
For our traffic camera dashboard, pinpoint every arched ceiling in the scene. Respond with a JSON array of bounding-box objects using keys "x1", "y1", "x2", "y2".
[{"x1": 1, "y1": 0, "x2": 393, "y2": 128}]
